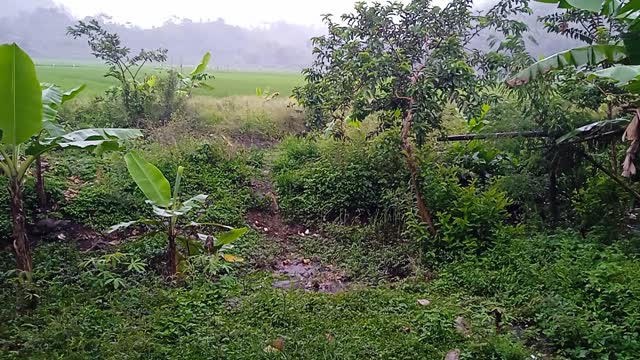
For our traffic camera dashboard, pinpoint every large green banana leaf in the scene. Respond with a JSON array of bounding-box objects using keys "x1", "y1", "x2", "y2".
[
  {"x1": 0, "y1": 43, "x2": 42, "y2": 146},
  {"x1": 125, "y1": 150, "x2": 172, "y2": 207}
]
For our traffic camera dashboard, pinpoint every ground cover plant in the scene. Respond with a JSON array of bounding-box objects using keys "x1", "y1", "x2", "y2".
[{"x1": 2, "y1": 0, "x2": 640, "y2": 358}]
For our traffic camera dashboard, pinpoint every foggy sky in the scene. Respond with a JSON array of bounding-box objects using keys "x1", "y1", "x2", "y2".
[{"x1": 50, "y1": 0, "x2": 433, "y2": 28}]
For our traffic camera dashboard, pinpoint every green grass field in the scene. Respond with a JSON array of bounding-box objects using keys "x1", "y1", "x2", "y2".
[{"x1": 35, "y1": 63, "x2": 304, "y2": 98}]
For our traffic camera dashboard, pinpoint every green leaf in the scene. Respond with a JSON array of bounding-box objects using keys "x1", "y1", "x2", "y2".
[
  {"x1": 177, "y1": 236, "x2": 204, "y2": 256},
  {"x1": 42, "y1": 83, "x2": 63, "y2": 125},
  {"x1": 124, "y1": 151, "x2": 172, "y2": 207},
  {"x1": 0, "y1": 43, "x2": 43, "y2": 146},
  {"x1": 42, "y1": 121, "x2": 66, "y2": 137},
  {"x1": 107, "y1": 221, "x2": 138, "y2": 234},
  {"x1": 556, "y1": 118, "x2": 630, "y2": 144},
  {"x1": 190, "y1": 52, "x2": 211, "y2": 76},
  {"x1": 565, "y1": 0, "x2": 604, "y2": 12},
  {"x1": 216, "y1": 227, "x2": 248, "y2": 247},
  {"x1": 535, "y1": 0, "x2": 603, "y2": 12},
  {"x1": 29, "y1": 128, "x2": 143, "y2": 156},
  {"x1": 507, "y1": 44, "x2": 628, "y2": 86},
  {"x1": 183, "y1": 194, "x2": 208, "y2": 207},
  {"x1": 592, "y1": 65, "x2": 640, "y2": 84},
  {"x1": 152, "y1": 206, "x2": 185, "y2": 217},
  {"x1": 619, "y1": 0, "x2": 640, "y2": 14},
  {"x1": 62, "y1": 84, "x2": 86, "y2": 103},
  {"x1": 622, "y1": 31, "x2": 640, "y2": 64}
]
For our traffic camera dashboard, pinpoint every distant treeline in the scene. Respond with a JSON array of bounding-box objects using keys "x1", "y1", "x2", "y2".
[{"x1": 1, "y1": 2, "x2": 582, "y2": 71}]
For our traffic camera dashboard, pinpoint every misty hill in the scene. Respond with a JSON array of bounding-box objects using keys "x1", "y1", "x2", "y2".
[
  {"x1": 0, "y1": 2, "x2": 582, "y2": 71},
  {"x1": 0, "y1": 6, "x2": 318, "y2": 70},
  {"x1": 2, "y1": 0, "x2": 55, "y2": 18}
]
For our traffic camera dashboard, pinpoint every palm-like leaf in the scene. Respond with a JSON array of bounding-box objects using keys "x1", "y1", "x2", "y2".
[
  {"x1": 190, "y1": 52, "x2": 211, "y2": 76},
  {"x1": 0, "y1": 43, "x2": 42, "y2": 146},
  {"x1": 507, "y1": 45, "x2": 627, "y2": 86},
  {"x1": 124, "y1": 151, "x2": 172, "y2": 207}
]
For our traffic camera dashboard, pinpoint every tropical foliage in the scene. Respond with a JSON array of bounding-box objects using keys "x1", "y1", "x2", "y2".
[
  {"x1": 3, "y1": 0, "x2": 640, "y2": 358},
  {"x1": 109, "y1": 151, "x2": 247, "y2": 276}
]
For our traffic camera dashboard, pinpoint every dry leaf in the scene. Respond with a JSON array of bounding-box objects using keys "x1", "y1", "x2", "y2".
[
  {"x1": 444, "y1": 349, "x2": 460, "y2": 360},
  {"x1": 223, "y1": 254, "x2": 244, "y2": 263},
  {"x1": 272, "y1": 337, "x2": 285, "y2": 351},
  {"x1": 623, "y1": 111, "x2": 640, "y2": 177},
  {"x1": 263, "y1": 345, "x2": 279, "y2": 353},
  {"x1": 326, "y1": 333, "x2": 335, "y2": 343},
  {"x1": 623, "y1": 112, "x2": 640, "y2": 142}
]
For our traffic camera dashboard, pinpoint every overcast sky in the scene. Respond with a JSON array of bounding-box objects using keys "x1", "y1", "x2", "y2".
[{"x1": 50, "y1": 0, "x2": 436, "y2": 28}]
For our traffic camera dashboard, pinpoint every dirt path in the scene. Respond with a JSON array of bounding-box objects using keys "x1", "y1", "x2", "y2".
[{"x1": 247, "y1": 166, "x2": 348, "y2": 293}]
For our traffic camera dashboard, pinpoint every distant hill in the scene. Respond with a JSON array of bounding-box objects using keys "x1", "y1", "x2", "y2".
[
  {"x1": 0, "y1": 6, "x2": 318, "y2": 70},
  {"x1": 0, "y1": 2, "x2": 582, "y2": 71},
  {"x1": 1, "y1": 0, "x2": 55, "y2": 18}
]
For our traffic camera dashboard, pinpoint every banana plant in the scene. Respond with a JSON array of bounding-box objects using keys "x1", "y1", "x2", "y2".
[
  {"x1": 109, "y1": 151, "x2": 247, "y2": 276},
  {"x1": 507, "y1": 0, "x2": 640, "y2": 85},
  {"x1": 507, "y1": 0, "x2": 640, "y2": 177},
  {"x1": 0, "y1": 43, "x2": 143, "y2": 276},
  {"x1": 35, "y1": 83, "x2": 86, "y2": 211},
  {"x1": 177, "y1": 52, "x2": 214, "y2": 96}
]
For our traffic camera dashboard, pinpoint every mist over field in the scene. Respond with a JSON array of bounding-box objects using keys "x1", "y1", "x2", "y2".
[{"x1": 1, "y1": 0, "x2": 580, "y2": 70}]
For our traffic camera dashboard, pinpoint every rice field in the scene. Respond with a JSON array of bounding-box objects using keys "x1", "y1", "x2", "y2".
[{"x1": 35, "y1": 62, "x2": 304, "y2": 98}]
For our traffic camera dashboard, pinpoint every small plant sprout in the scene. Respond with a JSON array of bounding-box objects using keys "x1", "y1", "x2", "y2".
[{"x1": 109, "y1": 150, "x2": 247, "y2": 276}]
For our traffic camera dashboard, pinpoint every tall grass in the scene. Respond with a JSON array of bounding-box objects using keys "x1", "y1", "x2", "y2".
[{"x1": 151, "y1": 96, "x2": 306, "y2": 147}]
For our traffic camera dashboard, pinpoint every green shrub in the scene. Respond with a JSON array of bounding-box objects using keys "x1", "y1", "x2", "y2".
[
  {"x1": 274, "y1": 129, "x2": 408, "y2": 223},
  {"x1": 435, "y1": 231, "x2": 640, "y2": 359},
  {"x1": 59, "y1": 142, "x2": 254, "y2": 231},
  {"x1": 415, "y1": 163, "x2": 514, "y2": 259},
  {"x1": 62, "y1": 180, "x2": 148, "y2": 231},
  {"x1": 60, "y1": 91, "x2": 129, "y2": 128},
  {"x1": 572, "y1": 175, "x2": 633, "y2": 243}
]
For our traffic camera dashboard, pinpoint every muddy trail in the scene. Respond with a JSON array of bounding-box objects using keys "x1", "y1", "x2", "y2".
[{"x1": 246, "y1": 168, "x2": 348, "y2": 294}]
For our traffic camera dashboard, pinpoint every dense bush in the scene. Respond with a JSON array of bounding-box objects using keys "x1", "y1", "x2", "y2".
[
  {"x1": 409, "y1": 161, "x2": 514, "y2": 260},
  {"x1": 572, "y1": 175, "x2": 634, "y2": 243},
  {"x1": 435, "y1": 231, "x2": 640, "y2": 359},
  {"x1": 58, "y1": 141, "x2": 255, "y2": 231},
  {"x1": 274, "y1": 128, "x2": 408, "y2": 223}
]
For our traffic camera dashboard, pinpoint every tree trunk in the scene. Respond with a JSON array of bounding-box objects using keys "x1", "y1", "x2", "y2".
[
  {"x1": 401, "y1": 97, "x2": 437, "y2": 236},
  {"x1": 548, "y1": 154, "x2": 560, "y2": 227},
  {"x1": 167, "y1": 227, "x2": 178, "y2": 276},
  {"x1": 35, "y1": 156, "x2": 47, "y2": 213},
  {"x1": 9, "y1": 179, "x2": 32, "y2": 274}
]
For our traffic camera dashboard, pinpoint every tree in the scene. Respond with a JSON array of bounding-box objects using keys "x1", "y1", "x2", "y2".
[
  {"x1": 67, "y1": 19, "x2": 168, "y2": 123},
  {"x1": 293, "y1": 0, "x2": 531, "y2": 235},
  {"x1": 0, "y1": 43, "x2": 142, "y2": 276}
]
